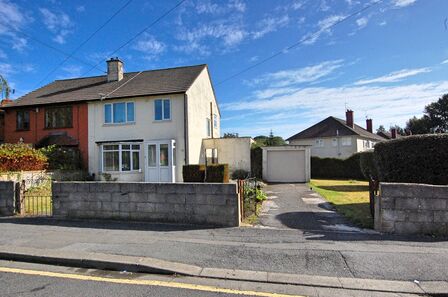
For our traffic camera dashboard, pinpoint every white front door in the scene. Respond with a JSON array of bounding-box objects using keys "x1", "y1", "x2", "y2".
[{"x1": 145, "y1": 140, "x2": 176, "y2": 183}]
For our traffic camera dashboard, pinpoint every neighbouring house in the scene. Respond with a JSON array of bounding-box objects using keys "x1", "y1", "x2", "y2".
[
  {"x1": 287, "y1": 110, "x2": 385, "y2": 159},
  {"x1": 0, "y1": 109, "x2": 4, "y2": 143},
  {"x1": 377, "y1": 128, "x2": 400, "y2": 140},
  {"x1": 1, "y1": 58, "x2": 220, "y2": 182}
]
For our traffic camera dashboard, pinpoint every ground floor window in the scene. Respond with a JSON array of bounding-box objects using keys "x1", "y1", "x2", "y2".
[{"x1": 102, "y1": 143, "x2": 140, "y2": 172}]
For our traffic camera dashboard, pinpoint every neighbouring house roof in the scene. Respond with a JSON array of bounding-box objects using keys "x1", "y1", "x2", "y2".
[
  {"x1": 287, "y1": 116, "x2": 385, "y2": 142},
  {"x1": 2, "y1": 64, "x2": 207, "y2": 108},
  {"x1": 376, "y1": 131, "x2": 401, "y2": 140},
  {"x1": 35, "y1": 133, "x2": 79, "y2": 148}
]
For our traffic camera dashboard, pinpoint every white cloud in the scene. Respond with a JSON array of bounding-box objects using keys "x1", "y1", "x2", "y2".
[
  {"x1": 354, "y1": 68, "x2": 431, "y2": 85},
  {"x1": 291, "y1": 0, "x2": 306, "y2": 10},
  {"x1": 0, "y1": 63, "x2": 14, "y2": 75},
  {"x1": 356, "y1": 17, "x2": 368, "y2": 29},
  {"x1": 133, "y1": 33, "x2": 166, "y2": 56},
  {"x1": 76, "y1": 5, "x2": 85, "y2": 12},
  {"x1": 0, "y1": 0, "x2": 31, "y2": 50},
  {"x1": 442, "y1": 59, "x2": 448, "y2": 65},
  {"x1": 250, "y1": 60, "x2": 345, "y2": 88},
  {"x1": 319, "y1": 0, "x2": 330, "y2": 11},
  {"x1": 301, "y1": 14, "x2": 346, "y2": 45},
  {"x1": 195, "y1": 0, "x2": 245, "y2": 14},
  {"x1": 228, "y1": 0, "x2": 245, "y2": 12},
  {"x1": 379, "y1": 20, "x2": 387, "y2": 26},
  {"x1": 393, "y1": 0, "x2": 417, "y2": 7},
  {"x1": 252, "y1": 15, "x2": 289, "y2": 39},
  {"x1": 39, "y1": 8, "x2": 73, "y2": 44},
  {"x1": 60, "y1": 65, "x2": 83, "y2": 78}
]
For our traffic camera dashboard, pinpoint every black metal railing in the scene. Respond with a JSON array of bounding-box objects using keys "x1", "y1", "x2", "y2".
[{"x1": 23, "y1": 194, "x2": 53, "y2": 217}]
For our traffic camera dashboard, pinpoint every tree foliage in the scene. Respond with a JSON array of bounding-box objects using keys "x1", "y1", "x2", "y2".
[{"x1": 406, "y1": 94, "x2": 448, "y2": 134}]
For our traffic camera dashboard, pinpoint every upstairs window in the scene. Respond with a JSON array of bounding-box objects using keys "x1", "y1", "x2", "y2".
[
  {"x1": 16, "y1": 110, "x2": 30, "y2": 131},
  {"x1": 45, "y1": 106, "x2": 72, "y2": 129},
  {"x1": 154, "y1": 99, "x2": 170, "y2": 121},
  {"x1": 341, "y1": 137, "x2": 352, "y2": 146},
  {"x1": 315, "y1": 139, "x2": 324, "y2": 147},
  {"x1": 213, "y1": 114, "x2": 218, "y2": 129},
  {"x1": 104, "y1": 102, "x2": 134, "y2": 124}
]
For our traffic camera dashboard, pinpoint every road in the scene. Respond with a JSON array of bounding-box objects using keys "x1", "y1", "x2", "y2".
[{"x1": 0, "y1": 261, "x2": 422, "y2": 297}]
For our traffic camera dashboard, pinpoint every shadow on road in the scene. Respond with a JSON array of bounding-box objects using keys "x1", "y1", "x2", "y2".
[{"x1": 0, "y1": 217, "x2": 218, "y2": 232}]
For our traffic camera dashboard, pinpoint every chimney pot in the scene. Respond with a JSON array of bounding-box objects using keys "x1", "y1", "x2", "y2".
[
  {"x1": 107, "y1": 57, "x2": 124, "y2": 82},
  {"x1": 366, "y1": 118, "x2": 373, "y2": 133},
  {"x1": 346, "y1": 109, "x2": 354, "y2": 128},
  {"x1": 391, "y1": 128, "x2": 397, "y2": 139}
]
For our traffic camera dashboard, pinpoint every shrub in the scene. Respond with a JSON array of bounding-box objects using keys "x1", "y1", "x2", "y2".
[
  {"x1": 359, "y1": 150, "x2": 379, "y2": 180},
  {"x1": 39, "y1": 145, "x2": 82, "y2": 170},
  {"x1": 182, "y1": 164, "x2": 229, "y2": 183},
  {"x1": 311, "y1": 153, "x2": 364, "y2": 180},
  {"x1": 231, "y1": 169, "x2": 250, "y2": 180},
  {"x1": 205, "y1": 164, "x2": 229, "y2": 183},
  {"x1": 374, "y1": 134, "x2": 448, "y2": 185},
  {"x1": 250, "y1": 147, "x2": 262, "y2": 178},
  {"x1": 182, "y1": 165, "x2": 205, "y2": 182},
  {"x1": 0, "y1": 143, "x2": 48, "y2": 172}
]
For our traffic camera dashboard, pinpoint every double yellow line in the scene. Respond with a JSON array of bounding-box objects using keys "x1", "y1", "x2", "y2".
[{"x1": 0, "y1": 266, "x2": 306, "y2": 297}]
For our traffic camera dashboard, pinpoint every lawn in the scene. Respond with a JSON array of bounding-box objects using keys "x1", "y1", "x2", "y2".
[
  {"x1": 308, "y1": 179, "x2": 372, "y2": 229},
  {"x1": 24, "y1": 181, "x2": 52, "y2": 216}
]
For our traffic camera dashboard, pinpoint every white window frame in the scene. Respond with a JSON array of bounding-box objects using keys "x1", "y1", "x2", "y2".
[
  {"x1": 154, "y1": 99, "x2": 171, "y2": 121},
  {"x1": 341, "y1": 137, "x2": 352, "y2": 146},
  {"x1": 315, "y1": 139, "x2": 324, "y2": 147},
  {"x1": 104, "y1": 101, "x2": 135, "y2": 124},
  {"x1": 101, "y1": 143, "x2": 141, "y2": 172},
  {"x1": 213, "y1": 114, "x2": 218, "y2": 129}
]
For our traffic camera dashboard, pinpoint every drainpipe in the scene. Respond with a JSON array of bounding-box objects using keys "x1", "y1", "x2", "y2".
[{"x1": 184, "y1": 93, "x2": 189, "y2": 164}]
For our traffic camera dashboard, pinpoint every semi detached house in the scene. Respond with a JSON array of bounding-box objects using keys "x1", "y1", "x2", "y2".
[{"x1": 2, "y1": 58, "x2": 220, "y2": 182}]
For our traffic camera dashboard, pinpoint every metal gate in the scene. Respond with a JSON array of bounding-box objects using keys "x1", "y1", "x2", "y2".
[{"x1": 17, "y1": 180, "x2": 53, "y2": 217}]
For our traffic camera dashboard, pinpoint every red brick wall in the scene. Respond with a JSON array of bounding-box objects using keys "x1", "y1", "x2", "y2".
[
  {"x1": 0, "y1": 111, "x2": 4, "y2": 142},
  {"x1": 3, "y1": 103, "x2": 89, "y2": 169}
]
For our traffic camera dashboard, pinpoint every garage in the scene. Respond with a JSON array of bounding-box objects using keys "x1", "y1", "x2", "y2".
[{"x1": 262, "y1": 146, "x2": 311, "y2": 183}]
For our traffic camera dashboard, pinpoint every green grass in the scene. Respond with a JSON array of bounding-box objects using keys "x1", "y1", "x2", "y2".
[
  {"x1": 24, "y1": 182, "x2": 52, "y2": 216},
  {"x1": 309, "y1": 179, "x2": 373, "y2": 229}
]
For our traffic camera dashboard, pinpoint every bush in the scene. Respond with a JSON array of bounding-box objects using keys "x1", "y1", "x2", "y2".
[
  {"x1": 182, "y1": 165, "x2": 205, "y2": 182},
  {"x1": 250, "y1": 147, "x2": 262, "y2": 178},
  {"x1": 359, "y1": 150, "x2": 379, "y2": 180},
  {"x1": 0, "y1": 143, "x2": 48, "y2": 172},
  {"x1": 374, "y1": 134, "x2": 448, "y2": 185},
  {"x1": 231, "y1": 169, "x2": 250, "y2": 180},
  {"x1": 39, "y1": 145, "x2": 82, "y2": 170},
  {"x1": 205, "y1": 164, "x2": 229, "y2": 183},
  {"x1": 182, "y1": 164, "x2": 229, "y2": 183},
  {"x1": 311, "y1": 153, "x2": 364, "y2": 180}
]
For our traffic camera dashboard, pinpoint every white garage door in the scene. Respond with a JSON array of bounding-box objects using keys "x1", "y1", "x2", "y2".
[{"x1": 265, "y1": 150, "x2": 306, "y2": 182}]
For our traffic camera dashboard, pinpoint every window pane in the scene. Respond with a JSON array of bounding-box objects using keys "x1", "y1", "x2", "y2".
[
  {"x1": 213, "y1": 114, "x2": 218, "y2": 128},
  {"x1": 127, "y1": 102, "x2": 135, "y2": 122},
  {"x1": 160, "y1": 144, "x2": 169, "y2": 166},
  {"x1": 132, "y1": 151, "x2": 140, "y2": 170},
  {"x1": 113, "y1": 103, "x2": 126, "y2": 123},
  {"x1": 103, "y1": 145, "x2": 119, "y2": 151},
  {"x1": 148, "y1": 145, "x2": 156, "y2": 167},
  {"x1": 122, "y1": 144, "x2": 130, "y2": 150},
  {"x1": 132, "y1": 145, "x2": 140, "y2": 150},
  {"x1": 122, "y1": 151, "x2": 131, "y2": 171},
  {"x1": 163, "y1": 100, "x2": 170, "y2": 120},
  {"x1": 45, "y1": 106, "x2": 72, "y2": 128},
  {"x1": 155, "y1": 100, "x2": 162, "y2": 121},
  {"x1": 103, "y1": 151, "x2": 119, "y2": 171},
  {"x1": 104, "y1": 104, "x2": 112, "y2": 123}
]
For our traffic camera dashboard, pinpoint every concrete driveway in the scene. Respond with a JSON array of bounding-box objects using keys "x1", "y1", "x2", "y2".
[{"x1": 258, "y1": 183, "x2": 365, "y2": 233}]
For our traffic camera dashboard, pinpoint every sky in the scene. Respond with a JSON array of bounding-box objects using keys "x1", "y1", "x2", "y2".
[{"x1": 0, "y1": 0, "x2": 447, "y2": 138}]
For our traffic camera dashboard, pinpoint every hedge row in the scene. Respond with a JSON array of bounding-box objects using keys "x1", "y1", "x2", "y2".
[
  {"x1": 0, "y1": 143, "x2": 48, "y2": 172},
  {"x1": 374, "y1": 134, "x2": 448, "y2": 185},
  {"x1": 311, "y1": 154, "x2": 365, "y2": 180},
  {"x1": 182, "y1": 164, "x2": 229, "y2": 183}
]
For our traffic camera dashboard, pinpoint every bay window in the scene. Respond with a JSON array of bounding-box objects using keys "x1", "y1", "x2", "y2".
[{"x1": 102, "y1": 144, "x2": 140, "y2": 172}]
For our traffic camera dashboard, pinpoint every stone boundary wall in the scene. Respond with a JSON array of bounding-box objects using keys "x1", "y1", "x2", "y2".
[
  {"x1": 0, "y1": 181, "x2": 16, "y2": 216},
  {"x1": 53, "y1": 182, "x2": 240, "y2": 227},
  {"x1": 375, "y1": 183, "x2": 448, "y2": 235}
]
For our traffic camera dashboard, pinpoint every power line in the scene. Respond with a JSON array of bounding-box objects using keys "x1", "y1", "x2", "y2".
[
  {"x1": 34, "y1": 0, "x2": 134, "y2": 88},
  {"x1": 216, "y1": 0, "x2": 383, "y2": 86},
  {"x1": 82, "y1": 0, "x2": 187, "y2": 77}
]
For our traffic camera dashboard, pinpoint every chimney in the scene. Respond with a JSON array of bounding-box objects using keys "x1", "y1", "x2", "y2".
[
  {"x1": 391, "y1": 128, "x2": 397, "y2": 139},
  {"x1": 366, "y1": 118, "x2": 373, "y2": 133},
  {"x1": 0, "y1": 99, "x2": 13, "y2": 107},
  {"x1": 106, "y1": 57, "x2": 123, "y2": 82},
  {"x1": 346, "y1": 109, "x2": 354, "y2": 128}
]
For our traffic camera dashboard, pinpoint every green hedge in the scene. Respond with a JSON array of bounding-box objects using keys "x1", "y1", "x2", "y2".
[
  {"x1": 250, "y1": 147, "x2": 262, "y2": 178},
  {"x1": 182, "y1": 164, "x2": 229, "y2": 183},
  {"x1": 40, "y1": 145, "x2": 82, "y2": 170},
  {"x1": 374, "y1": 134, "x2": 448, "y2": 185},
  {"x1": 359, "y1": 150, "x2": 379, "y2": 180},
  {"x1": 311, "y1": 153, "x2": 365, "y2": 180}
]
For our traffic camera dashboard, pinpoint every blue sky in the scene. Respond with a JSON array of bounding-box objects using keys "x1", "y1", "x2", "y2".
[{"x1": 1, "y1": 0, "x2": 447, "y2": 138}]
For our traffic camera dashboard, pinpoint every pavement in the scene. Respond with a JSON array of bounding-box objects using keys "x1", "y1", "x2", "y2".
[{"x1": 0, "y1": 183, "x2": 448, "y2": 295}]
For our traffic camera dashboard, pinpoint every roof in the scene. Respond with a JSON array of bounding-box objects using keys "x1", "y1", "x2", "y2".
[
  {"x1": 3, "y1": 64, "x2": 207, "y2": 108},
  {"x1": 287, "y1": 116, "x2": 385, "y2": 142},
  {"x1": 377, "y1": 131, "x2": 401, "y2": 140}
]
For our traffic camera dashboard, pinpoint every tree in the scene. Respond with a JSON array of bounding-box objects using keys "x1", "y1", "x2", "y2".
[
  {"x1": 425, "y1": 94, "x2": 448, "y2": 132},
  {"x1": 0, "y1": 75, "x2": 14, "y2": 99},
  {"x1": 223, "y1": 132, "x2": 239, "y2": 138},
  {"x1": 376, "y1": 125, "x2": 386, "y2": 134},
  {"x1": 253, "y1": 131, "x2": 286, "y2": 147},
  {"x1": 390, "y1": 125, "x2": 406, "y2": 136},
  {"x1": 406, "y1": 116, "x2": 431, "y2": 135}
]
